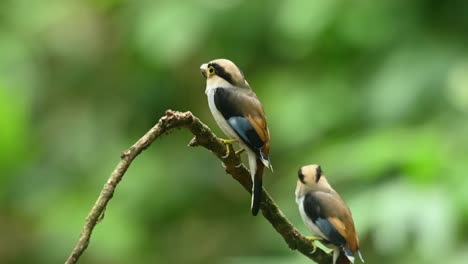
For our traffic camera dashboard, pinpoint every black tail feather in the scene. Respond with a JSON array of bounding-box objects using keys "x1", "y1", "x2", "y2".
[{"x1": 251, "y1": 163, "x2": 263, "y2": 216}]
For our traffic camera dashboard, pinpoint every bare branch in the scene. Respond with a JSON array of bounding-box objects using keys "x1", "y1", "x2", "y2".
[{"x1": 65, "y1": 110, "x2": 333, "y2": 264}]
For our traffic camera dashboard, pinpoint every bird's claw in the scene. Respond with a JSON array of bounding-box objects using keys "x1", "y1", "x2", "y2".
[
  {"x1": 219, "y1": 138, "x2": 237, "y2": 159},
  {"x1": 306, "y1": 235, "x2": 323, "y2": 242},
  {"x1": 220, "y1": 138, "x2": 237, "y2": 144},
  {"x1": 219, "y1": 138, "x2": 242, "y2": 167},
  {"x1": 309, "y1": 243, "x2": 317, "y2": 254},
  {"x1": 235, "y1": 148, "x2": 245, "y2": 155},
  {"x1": 235, "y1": 148, "x2": 245, "y2": 159},
  {"x1": 306, "y1": 236, "x2": 322, "y2": 254}
]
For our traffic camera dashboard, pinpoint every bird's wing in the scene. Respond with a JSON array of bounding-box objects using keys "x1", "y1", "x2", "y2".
[
  {"x1": 213, "y1": 87, "x2": 270, "y2": 161},
  {"x1": 303, "y1": 191, "x2": 358, "y2": 251}
]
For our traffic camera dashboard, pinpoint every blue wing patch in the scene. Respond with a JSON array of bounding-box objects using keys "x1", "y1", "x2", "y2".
[
  {"x1": 314, "y1": 218, "x2": 347, "y2": 247},
  {"x1": 227, "y1": 116, "x2": 264, "y2": 153}
]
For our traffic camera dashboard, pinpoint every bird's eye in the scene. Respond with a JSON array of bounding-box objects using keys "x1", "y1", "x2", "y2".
[{"x1": 208, "y1": 66, "x2": 215, "y2": 74}]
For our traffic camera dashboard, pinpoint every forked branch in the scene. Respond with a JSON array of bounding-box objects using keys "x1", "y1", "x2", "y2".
[{"x1": 65, "y1": 110, "x2": 333, "y2": 264}]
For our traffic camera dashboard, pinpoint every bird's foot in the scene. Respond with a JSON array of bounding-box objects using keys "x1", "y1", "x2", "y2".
[
  {"x1": 220, "y1": 138, "x2": 237, "y2": 145},
  {"x1": 233, "y1": 149, "x2": 245, "y2": 168},
  {"x1": 220, "y1": 138, "x2": 237, "y2": 158},
  {"x1": 235, "y1": 148, "x2": 245, "y2": 159},
  {"x1": 305, "y1": 236, "x2": 323, "y2": 254}
]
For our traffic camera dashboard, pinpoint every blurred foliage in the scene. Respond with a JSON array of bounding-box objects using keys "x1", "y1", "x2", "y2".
[{"x1": 1, "y1": 0, "x2": 468, "y2": 263}]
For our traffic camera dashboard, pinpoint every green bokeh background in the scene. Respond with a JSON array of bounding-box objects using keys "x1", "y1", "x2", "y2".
[{"x1": 1, "y1": 0, "x2": 468, "y2": 263}]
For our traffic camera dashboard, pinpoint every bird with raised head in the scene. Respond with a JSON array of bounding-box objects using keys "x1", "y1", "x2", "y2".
[
  {"x1": 296, "y1": 164, "x2": 364, "y2": 264},
  {"x1": 200, "y1": 58, "x2": 272, "y2": 216}
]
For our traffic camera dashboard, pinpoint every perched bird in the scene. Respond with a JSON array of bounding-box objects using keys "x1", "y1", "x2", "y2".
[
  {"x1": 200, "y1": 58, "x2": 272, "y2": 216},
  {"x1": 295, "y1": 165, "x2": 364, "y2": 264}
]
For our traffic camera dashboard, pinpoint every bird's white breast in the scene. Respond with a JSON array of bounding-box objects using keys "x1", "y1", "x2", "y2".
[
  {"x1": 296, "y1": 194, "x2": 328, "y2": 240},
  {"x1": 205, "y1": 82, "x2": 255, "y2": 179},
  {"x1": 205, "y1": 87, "x2": 243, "y2": 145}
]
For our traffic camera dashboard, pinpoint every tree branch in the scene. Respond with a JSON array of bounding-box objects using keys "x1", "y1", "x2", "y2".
[{"x1": 65, "y1": 110, "x2": 333, "y2": 264}]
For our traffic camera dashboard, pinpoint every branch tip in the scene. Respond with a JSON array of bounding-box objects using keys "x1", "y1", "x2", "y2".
[{"x1": 188, "y1": 137, "x2": 200, "y2": 147}]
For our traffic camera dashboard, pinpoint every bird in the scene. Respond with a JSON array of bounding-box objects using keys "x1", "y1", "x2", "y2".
[
  {"x1": 200, "y1": 58, "x2": 272, "y2": 216},
  {"x1": 295, "y1": 164, "x2": 364, "y2": 264}
]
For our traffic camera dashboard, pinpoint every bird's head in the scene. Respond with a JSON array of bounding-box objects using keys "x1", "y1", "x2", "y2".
[
  {"x1": 298, "y1": 164, "x2": 323, "y2": 186},
  {"x1": 296, "y1": 164, "x2": 332, "y2": 197},
  {"x1": 200, "y1": 59, "x2": 249, "y2": 89}
]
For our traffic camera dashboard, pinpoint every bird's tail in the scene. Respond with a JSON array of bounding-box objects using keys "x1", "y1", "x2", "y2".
[
  {"x1": 342, "y1": 246, "x2": 355, "y2": 264},
  {"x1": 336, "y1": 246, "x2": 360, "y2": 264},
  {"x1": 357, "y1": 249, "x2": 364, "y2": 263},
  {"x1": 259, "y1": 151, "x2": 273, "y2": 172},
  {"x1": 249, "y1": 153, "x2": 263, "y2": 216},
  {"x1": 335, "y1": 248, "x2": 354, "y2": 264}
]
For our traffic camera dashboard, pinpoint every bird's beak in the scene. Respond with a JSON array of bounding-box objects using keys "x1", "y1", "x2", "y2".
[{"x1": 200, "y1": 63, "x2": 208, "y2": 79}]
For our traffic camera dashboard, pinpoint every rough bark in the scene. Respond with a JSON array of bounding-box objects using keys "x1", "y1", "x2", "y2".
[{"x1": 65, "y1": 110, "x2": 335, "y2": 264}]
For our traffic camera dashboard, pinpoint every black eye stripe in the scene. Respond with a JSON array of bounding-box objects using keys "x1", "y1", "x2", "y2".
[
  {"x1": 208, "y1": 62, "x2": 234, "y2": 85},
  {"x1": 298, "y1": 169, "x2": 305, "y2": 184},
  {"x1": 315, "y1": 166, "x2": 322, "y2": 182}
]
